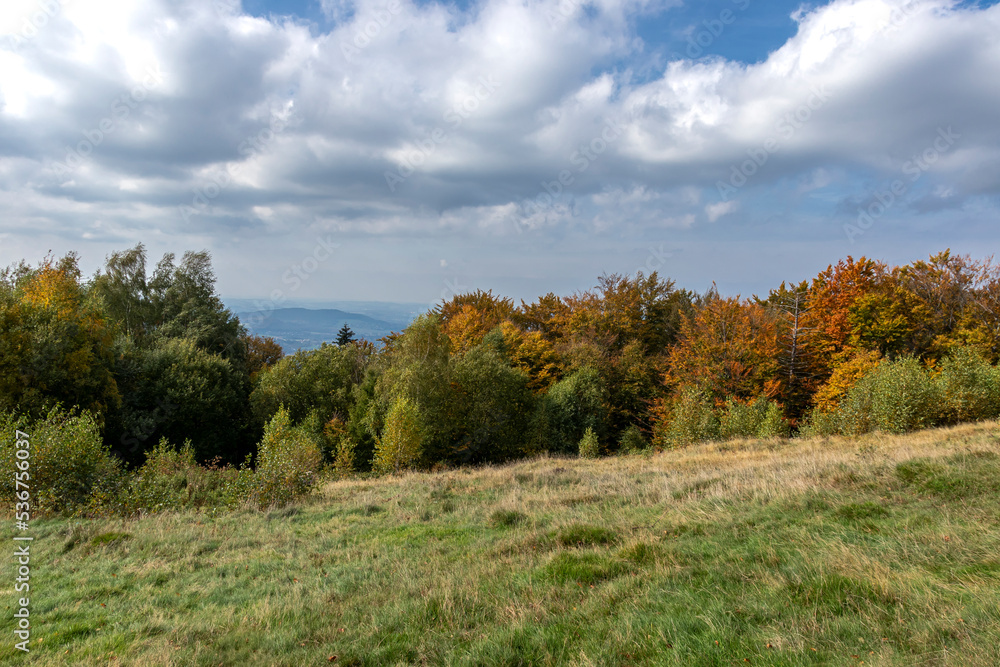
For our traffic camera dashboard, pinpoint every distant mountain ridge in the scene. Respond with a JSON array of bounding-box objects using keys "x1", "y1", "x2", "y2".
[{"x1": 235, "y1": 306, "x2": 414, "y2": 352}]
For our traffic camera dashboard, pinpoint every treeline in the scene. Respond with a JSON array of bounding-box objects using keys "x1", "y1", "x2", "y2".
[{"x1": 4, "y1": 246, "x2": 1000, "y2": 496}]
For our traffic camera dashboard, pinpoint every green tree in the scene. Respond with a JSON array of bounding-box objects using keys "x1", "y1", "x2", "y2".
[
  {"x1": 91, "y1": 244, "x2": 154, "y2": 340},
  {"x1": 0, "y1": 254, "x2": 119, "y2": 420},
  {"x1": 106, "y1": 338, "x2": 250, "y2": 464},
  {"x1": 367, "y1": 315, "x2": 460, "y2": 466},
  {"x1": 336, "y1": 323, "x2": 356, "y2": 346},
  {"x1": 250, "y1": 341, "x2": 372, "y2": 429},
  {"x1": 148, "y1": 251, "x2": 247, "y2": 365},
  {"x1": 372, "y1": 396, "x2": 423, "y2": 474},
  {"x1": 578, "y1": 426, "x2": 599, "y2": 458},
  {"x1": 451, "y1": 340, "x2": 535, "y2": 464},
  {"x1": 541, "y1": 367, "x2": 607, "y2": 453}
]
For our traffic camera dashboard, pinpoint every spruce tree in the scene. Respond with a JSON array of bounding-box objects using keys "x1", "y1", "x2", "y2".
[{"x1": 336, "y1": 323, "x2": 355, "y2": 346}]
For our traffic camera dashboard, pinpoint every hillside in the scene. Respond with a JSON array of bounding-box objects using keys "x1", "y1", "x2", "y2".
[
  {"x1": 236, "y1": 307, "x2": 404, "y2": 351},
  {"x1": 5, "y1": 422, "x2": 1000, "y2": 665}
]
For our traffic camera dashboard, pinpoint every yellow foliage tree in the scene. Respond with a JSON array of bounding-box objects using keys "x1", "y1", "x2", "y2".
[
  {"x1": 372, "y1": 396, "x2": 423, "y2": 474},
  {"x1": 811, "y1": 349, "x2": 882, "y2": 414}
]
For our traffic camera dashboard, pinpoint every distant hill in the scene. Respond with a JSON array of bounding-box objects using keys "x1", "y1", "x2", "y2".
[{"x1": 235, "y1": 307, "x2": 411, "y2": 352}]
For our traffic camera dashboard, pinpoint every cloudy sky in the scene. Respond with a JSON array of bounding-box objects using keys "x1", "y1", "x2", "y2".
[{"x1": 1, "y1": 0, "x2": 998, "y2": 306}]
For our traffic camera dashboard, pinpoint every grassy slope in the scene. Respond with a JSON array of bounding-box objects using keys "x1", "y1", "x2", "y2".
[{"x1": 3, "y1": 423, "x2": 1000, "y2": 666}]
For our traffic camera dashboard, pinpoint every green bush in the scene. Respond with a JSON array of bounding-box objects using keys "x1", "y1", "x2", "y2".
[
  {"x1": 617, "y1": 425, "x2": 647, "y2": 455},
  {"x1": 578, "y1": 426, "x2": 599, "y2": 458},
  {"x1": 936, "y1": 346, "x2": 1000, "y2": 424},
  {"x1": 117, "y1": 439, "x2": 235, "y2": 514},
  {"x1": 544, "y1": 367, "x2": 607, "y2": 453},
  {"x1": 811, "y1": 356, "x2": 942, "y2": 436},
  {"x1": 799, "y1": 409, "x2": 840, "y2": 438},
  {"x1": 719, "y1": 396, "x2": 789, "y2": 440},
  {"x1": 332, "y1": 435, "x2": 357, "y2": 479},
  {"x1": 237, "y1": 407, "x2": 323, "y2": 508},
  {"x1": 372, "y1": 396, "x2": 423, "y2": 474},
  {"x1": 659, "y1": 389, "x2": 719, "y2": 448},
  {"x1": 0, "y1": 407, "x2": 123, "y2": 513}
]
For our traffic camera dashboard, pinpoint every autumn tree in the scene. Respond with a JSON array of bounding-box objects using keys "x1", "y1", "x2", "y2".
[
  {"x1": 0, "y1": 254, "x2": 119, "y2": 419},
  {"x1": 244, "y1": 334, "x2": 284, "y2": 379},
  {"x1": 894, "y1": 250, "x2": 988, "y2": 359},
  {"x1": 759, "y1": 281, "x2": 820, "y2": 423},
  {"x1": 496, "y1": 321, "x2": 562, "y2": 393},
  {"x1": 666, "y1": 294, "x2": 780, "y2": 403},
  {"x1": 437, "y1": 290, "x2": 515, "y2": 355},
  {"x1": 806, "y1": 256, "x2": 886, "y2": 358}
]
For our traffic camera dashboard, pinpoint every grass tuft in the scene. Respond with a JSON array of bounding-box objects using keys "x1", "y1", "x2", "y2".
[
  {"x1": 490, "y1": 509, "x2": 527, "y2": 528},
  {"x1": 556, "y1": 523, "x2": 619, "y2": 547}
]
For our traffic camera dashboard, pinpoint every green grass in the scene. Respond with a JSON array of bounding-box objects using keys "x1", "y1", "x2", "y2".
[{"x1": 3, "y1": 422, "x2": 1000, "y2": 665}]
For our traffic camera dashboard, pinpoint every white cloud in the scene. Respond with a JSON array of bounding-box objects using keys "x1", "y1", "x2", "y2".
[
  {"x1": 0, "y1": 0, "x2": 998, "y2": 299},
  {"x1": 705, "y1": 200, "x2": 738, "y2": 222}
]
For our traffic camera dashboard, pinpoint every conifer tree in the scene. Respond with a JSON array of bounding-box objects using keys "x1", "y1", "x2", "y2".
[{"x1": 336, "y1": 323, "x2": 355, "y2": 346}]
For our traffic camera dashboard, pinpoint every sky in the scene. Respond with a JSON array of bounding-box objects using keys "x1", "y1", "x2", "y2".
[{"x1": 1, "y1": 0, "x2": 999, "y2": 308}]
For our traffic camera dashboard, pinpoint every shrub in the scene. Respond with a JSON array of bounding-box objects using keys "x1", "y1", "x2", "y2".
[
  {"x1": 578, "y1": 426, "x2": 599, "y2": 458},
  {"x1": 814, "y1": 356, "x2": 942, "y2": 436},
  {"x1": 617, "y1": 425, "x2": 647, "y2": 455},
  {"x1": 799, "y1": 409, "x2": 840, "y2": 438},
  {"x1": 544, "y1": 367, "x2": 607, "y2": 453},
  {"x1": 0, "y1": 407, "x2": 123, "y2": 513},
  {"x1": 812, "y1": 350, "x2": 882, "y2": 414},
  {"x1": 372, "y1": 397, "x2": 423, "y2": 474},
  {"x1": 936, "y1": 346, "x2": 1000, "y2": 424},
  {"x1": 240, "y1": 407, "x2": 323, "y2": 508},
  {"x1": 118, "y1": 439, "x2": 235, "y2": 514},
  {"x1": 332, "y1": 436, "x2": 357, "y2": 479},
  {"x1": 656, "y1": 389, "x2": 719, "y2": 448},
  {"x1": 719, "y1": 397, "x2": 789, "y2": 440}
]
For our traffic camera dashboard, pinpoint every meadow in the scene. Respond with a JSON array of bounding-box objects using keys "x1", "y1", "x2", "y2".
[{"x1": 3, "y1": 421, "x2": 1000, "y2": 666}]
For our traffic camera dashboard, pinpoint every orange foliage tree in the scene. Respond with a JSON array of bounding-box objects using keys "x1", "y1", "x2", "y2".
[{"x1": 666, "y1": 294, "x2": 781, "y2": 403}]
